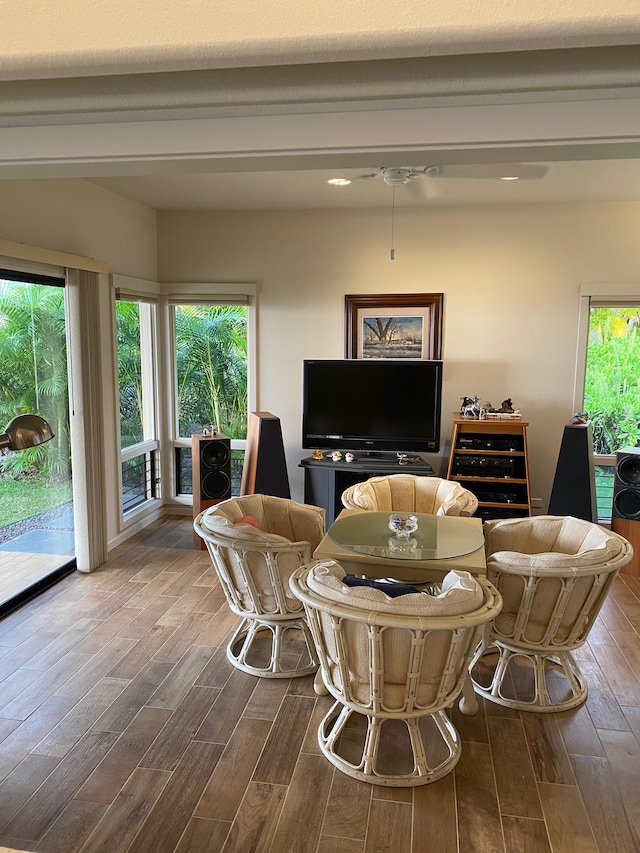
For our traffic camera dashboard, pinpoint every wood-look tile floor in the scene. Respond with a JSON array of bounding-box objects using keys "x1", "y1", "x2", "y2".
[{"x1": 0, "y1": 515, "x2": 639, "y2": 853}]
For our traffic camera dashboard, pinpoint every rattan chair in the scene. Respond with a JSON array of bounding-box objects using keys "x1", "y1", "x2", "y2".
[
  {"x1": 290, "y1": 561, "x2": 502, "y2": 786},
  {"x1": 341, "y1": 473, "x2": 478, "y2": 516},
  {"x1": 470, "y1": 515, "x2": 633, "y2": 712},
  {"x1": 194, "y1": 494, "x2": 325, "y2": 678}
]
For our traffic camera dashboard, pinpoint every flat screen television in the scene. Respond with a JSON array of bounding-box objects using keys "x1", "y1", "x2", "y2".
[{"x1": 302, "y1": 359, "x2": 443, "y2": 454}]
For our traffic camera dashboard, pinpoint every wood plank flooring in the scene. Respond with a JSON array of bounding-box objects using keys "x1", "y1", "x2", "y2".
[
  {"x1": 0, "y1": 552, "x2": 68, "y2": 610},
  {"x1": 0, "y1": 515, "x2": 638, "y2": 852}
]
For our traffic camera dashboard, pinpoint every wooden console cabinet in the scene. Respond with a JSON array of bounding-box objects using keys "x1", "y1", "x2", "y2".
[
  {"x1": 300, "y1": 455, "x2": 434, "y2": 525},
  {"x1": 446, "y1": 415, "x2": 532, "y2": 522}
]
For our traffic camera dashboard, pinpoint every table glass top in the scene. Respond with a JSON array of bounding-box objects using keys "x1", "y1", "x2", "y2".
[{"x1": 327, "y1": 512, "x2": 484, "y2": 562}]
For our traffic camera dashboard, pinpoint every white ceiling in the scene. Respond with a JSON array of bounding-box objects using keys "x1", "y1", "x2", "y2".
[{"x1": 88, "y1": 158, "x2": 640, "y2": 211}]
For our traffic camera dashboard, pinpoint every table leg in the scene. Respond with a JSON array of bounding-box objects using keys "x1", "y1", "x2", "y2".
[
  {"x1": 314, "y1": 668, "x2": 329, "y2": 696},
  {"x1": 458, "y1": 673, "x2": 479, "y2": 715}
]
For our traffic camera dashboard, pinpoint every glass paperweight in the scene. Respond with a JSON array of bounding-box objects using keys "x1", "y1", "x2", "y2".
[{"x1": 388, "y1": 513, "x2": 418, "y2": 539}]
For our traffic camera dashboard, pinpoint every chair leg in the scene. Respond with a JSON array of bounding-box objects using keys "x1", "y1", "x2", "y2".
[
  {"x1": 227, "y1": 616, "x2": 318, "y2": 679},
  {"x1": 470, "y1": 640, "x2": 588, "y2": 712},
  {"x1": 317, "y1": 702, "x2": 461, "y2": 787}
]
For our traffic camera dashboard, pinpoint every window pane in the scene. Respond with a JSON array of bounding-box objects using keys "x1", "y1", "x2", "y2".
[
  {"x1": 0, "y1": 276, "x2": 74, "y2": 608},
  {"x1": 122, "y1": 451, "x2": 156, "y2": 513},
  {"x1": 174, "y1": 304, "x2": 248, "y2": 440},
  {"x1": 595, "y1": 464, "x2": 615, "y2": 523},
  {"x1": 584, "y1": 306, "x2": 640, "y2": 454},
  {"x1": 116, "y1": 300, "x2": 143, "y2": 448}
]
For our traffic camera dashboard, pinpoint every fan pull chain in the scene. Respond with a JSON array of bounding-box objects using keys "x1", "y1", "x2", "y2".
[{"x1": 390, "y1": 186, "x2": 396, "y2": 260}]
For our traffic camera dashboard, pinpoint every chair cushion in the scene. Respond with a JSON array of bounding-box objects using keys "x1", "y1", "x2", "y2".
[
  {"x1": 345, "y1": 474, "x2": 476, "y2": 516},
  {"x1": 202, "y1": 513, "x2": 291, "y2": 544},
  {"x1": 485, "y1": 515, "x2": 625, "y2": 569},
  {"x1": 202, "y1": 494, "x2": 325, "y2": 549},
  {"x1": 307, "y1": 560, "x2": 483, "y2": 615}
]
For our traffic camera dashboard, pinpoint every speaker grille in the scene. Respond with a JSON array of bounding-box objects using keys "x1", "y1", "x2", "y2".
[
  {"x1": 202, "y1": 470, "x2": 231, "y2": 499},
  {"x1": 618, "y1": 455, "x2": 640, "y2": 486},
  {"x1": 201, "y1": 442, "x2": 230, "y2": 468},
  {"x1": 613, "y1": 488, "x2": 640, "y2": 520}
]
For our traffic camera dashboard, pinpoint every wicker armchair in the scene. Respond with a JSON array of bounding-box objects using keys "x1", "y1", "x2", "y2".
[
  {"x1": 290, "y1": 561, "x2": 502, "y2": 786},
  {"x1": 194, "y1": 494, "x2": 325, "y2": 678},
  {"x1": 470, "y1": 515, "x2": 633, "y2": 712},
  {"x1": 341, "y1": 473, "x2": 478, "y2": 517}
]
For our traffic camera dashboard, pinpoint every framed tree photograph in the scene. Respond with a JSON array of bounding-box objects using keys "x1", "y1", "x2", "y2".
[{"x1": 345, "y1": 293, "x2": 443, "y2": 360}]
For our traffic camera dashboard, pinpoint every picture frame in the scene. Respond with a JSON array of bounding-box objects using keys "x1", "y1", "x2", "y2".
[{"x1": 345, "y1": 293, "x2": 443, "y2": 360}]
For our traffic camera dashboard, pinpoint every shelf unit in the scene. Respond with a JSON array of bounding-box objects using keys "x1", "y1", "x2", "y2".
[{"x1": 446, "y1": 415, "x2": 532, "y2": 522}]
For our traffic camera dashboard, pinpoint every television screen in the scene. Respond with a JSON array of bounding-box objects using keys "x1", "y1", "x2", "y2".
[{"x1": 302, "y1": 359, "x2": 443, "y2": 453}]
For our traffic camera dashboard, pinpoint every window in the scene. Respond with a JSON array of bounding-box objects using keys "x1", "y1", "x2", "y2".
[
  {"x1": 0, "y1": 268, "x2": 74, "y2": 609},
  {"x1": 575, "y1": 287, "x2": 640, "y2": 522},
  {"x1": 171, "y1": 301, "x2": 249, "y2": 497},
  {"x1": 115, "y1": 293, "x2": 159, "y2": 516}
]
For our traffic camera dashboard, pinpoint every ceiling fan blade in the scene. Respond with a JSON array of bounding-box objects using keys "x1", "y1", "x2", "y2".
[
  {"x1": 432, "y1": 163, "x2": 550, "y2": 180},
  {"x1": 404, "y1": 177, "x2": 442, "y2": 200}
]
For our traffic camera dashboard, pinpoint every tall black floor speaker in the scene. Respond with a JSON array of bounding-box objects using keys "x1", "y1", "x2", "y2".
[
  {"x1": 240, "y1": 411, "x2": 290, "y2": 498},
  {"x1": 548, "y1": 421, "x2": 597, "y2": 522},
  {"x1": 611, "y1": 446, "x2": 640, "y2": 576}
]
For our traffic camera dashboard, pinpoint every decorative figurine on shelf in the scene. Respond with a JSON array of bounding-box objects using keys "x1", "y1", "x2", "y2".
[
  {"x1": 460, "y1": 396, "x2": 484, "y2": 419},
  {"x1": 345, "y1": 452, "x2": 355, "y2": 463},
  {"x1": 330, "y1": 450, "x2": 343, "y2": 462},
  {"x1": 571, "y1": 412, "x2": 589, "y2": 424},
  {"x1": 484, "y1": 401, "x2": 498, "y2": 413},
  {"x1": 499, "y1": 399, "x2": 514, "y2": 413},
  {"x1": 311, "y1": 448, "x2": 324, "y2": 460}
]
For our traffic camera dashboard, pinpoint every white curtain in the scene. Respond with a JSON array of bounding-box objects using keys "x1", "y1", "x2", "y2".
[{"x1": 66, "y1": 268, "x2": 108, "y2": 571}]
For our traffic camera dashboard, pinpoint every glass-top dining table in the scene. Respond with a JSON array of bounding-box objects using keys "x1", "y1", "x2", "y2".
[{"x1": 313, "y1": 509, "x2": 487, "y2": 583}]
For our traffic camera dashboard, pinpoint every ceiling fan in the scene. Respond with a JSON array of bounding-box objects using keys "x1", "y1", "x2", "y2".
[
  {"x1": 354, "y1": 164, "x2": 549, "y2": 260},
  {"x1": 357, "y1": 164, "x2": 550, "y2": 186}
]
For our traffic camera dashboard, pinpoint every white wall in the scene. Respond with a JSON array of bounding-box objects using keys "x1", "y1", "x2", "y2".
[
  {"x1": 157, "y1": 201, "x2": 640, "y2": 507},
  {"x1": 0, "y1": 179, "x2": 157, "y2": 278},
  {"x1": 0, "y1": 178, "x2": 158, "y2": 545}
]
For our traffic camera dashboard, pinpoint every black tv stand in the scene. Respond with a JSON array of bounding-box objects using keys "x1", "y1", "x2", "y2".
[{"x1": 300, "y1": 454, "x2": 435, "y2": 524}]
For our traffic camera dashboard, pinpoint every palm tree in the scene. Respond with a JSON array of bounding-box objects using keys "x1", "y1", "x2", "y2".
[
  {"x1": 174, "y1": 304, "x2": 248, "y2": 438},
  {"x1": 0, "y1": 280, "x2": 69, "y2": 477}
]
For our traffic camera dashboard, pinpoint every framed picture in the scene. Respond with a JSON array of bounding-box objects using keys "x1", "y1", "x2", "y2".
[{"x1": 345, "y1": 293, "x2": 443, "y2": 360}]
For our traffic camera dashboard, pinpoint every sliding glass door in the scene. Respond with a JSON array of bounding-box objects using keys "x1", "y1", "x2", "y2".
[{"x1": 0, "y1": 270, "x2": 74, "y2": 611}]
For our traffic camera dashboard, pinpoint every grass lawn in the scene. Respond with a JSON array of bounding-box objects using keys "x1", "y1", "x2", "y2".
[{"x1": 0, "y1": 477, "x2": 73, "y2": 527}]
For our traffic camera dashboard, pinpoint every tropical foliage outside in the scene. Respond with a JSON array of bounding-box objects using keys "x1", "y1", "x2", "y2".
[
  {"x1": 1, "y1": 289, "x2": 249, "y2": 531},
  {"x1": 584, "y1": 307, "x2": 640, "y2": 454},
  {"x1": 173, "y1": 304, "x2": 248, "y2": 440},
  {"x1": 0, "y1": 279, "x2": 71, "y2": 528},
  {"x1": 116, "y1": 300, "x2": 145, "y2": 448},
  {"x1": 116, "y1": 301, "x2": 248, "y2": 445}
]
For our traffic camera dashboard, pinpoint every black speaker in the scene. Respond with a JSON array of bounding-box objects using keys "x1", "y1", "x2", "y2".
[
  {"x1": 548, "y1": 421, "x2": 597, "y2": 522},
  {"x1": 192, "y1": 433, "x2": 232, "y2": 546},
  {"x1": 240, "y1": 411, "x2": 290, "y2": 498},
  {"x1": 612, "y1": 447, "x2": 640, "y2": 520},
  {"x1": 611, "y1": 447, "x2": 640, "y2": 576}
]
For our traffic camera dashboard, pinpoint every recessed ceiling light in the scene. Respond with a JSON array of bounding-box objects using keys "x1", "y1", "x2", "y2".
[
  {"x1": 327, "y1": 178, "x2": 352, "y2": 186},
  {"x1": 499, "y1": 175, "x2": 520, "y2": 181}
]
